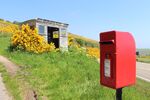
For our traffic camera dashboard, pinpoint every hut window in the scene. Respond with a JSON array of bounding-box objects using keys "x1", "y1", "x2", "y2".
[{"x1": 38, "y1": 25, "x2": 45, "y2": 34}]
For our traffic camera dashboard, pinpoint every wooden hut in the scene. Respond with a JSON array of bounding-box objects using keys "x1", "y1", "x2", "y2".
[{"x1": 23, "y1": 18, "x2": 69, "y2": 51}]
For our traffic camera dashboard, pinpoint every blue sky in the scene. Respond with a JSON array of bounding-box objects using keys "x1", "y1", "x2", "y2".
[{"x1": 0, "y1": 0, "x2": 150, "y2": 48}]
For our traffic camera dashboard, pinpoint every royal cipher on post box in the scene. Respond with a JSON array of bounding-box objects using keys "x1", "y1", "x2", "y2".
[{"x1": 100, "y1": 31, "x2": 136, "y2": 89}]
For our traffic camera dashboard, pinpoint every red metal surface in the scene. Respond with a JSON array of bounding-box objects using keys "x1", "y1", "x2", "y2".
[{"x1": 100, "y1": 31, "x2": 136, "y2": 89}]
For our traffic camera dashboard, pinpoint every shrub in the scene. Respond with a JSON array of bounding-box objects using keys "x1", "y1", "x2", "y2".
[
  {"x1": 75, "y1": 38, "x2": 98, "y2": 47},
  {"x1": 68, "y1": 35, "x2": 100, "y2": 58},
  {"x1": 11, "y1": 24, "x2": 55, "y2": 53},
  {"x1": 86, "y1": 47, "x2": 100, "y2": 58},
  {"x1": 75, "y1": 38, "x2": 85, "y2": 46},
  {"x1": 68, "y1": 35, "x2": 75, "y2": 46},
  {"x1": 0, "y1": 20, "x2": 18, "y2": 34}
]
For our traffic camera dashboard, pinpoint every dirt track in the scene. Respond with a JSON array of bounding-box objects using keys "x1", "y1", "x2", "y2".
[
  {"x1": 0, "y1": 55, "x2": 18, "y2": 76},
  {"x1": 0, "y1": 55, "x2": 18, "y2": 100},
  {"x1": 0, "y1": 55, "x2": 37, "y2": 100},
  {"x1": 0, "y1": 73, "x2": 12, "y2": 100}
]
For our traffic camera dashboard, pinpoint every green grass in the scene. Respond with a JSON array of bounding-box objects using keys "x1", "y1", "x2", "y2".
[
  {"x1": 0, "y1": 64, "x2": 21, "y2": 100},
  {"x1": 0, "y1": 34, "x2": 10, "y2": 54},
  {"x1": 0, "y1": 34, "x2": 150, "y2": 100},
  {"x1": 4, "y1": 51, "x2": 150, "y2": 100},
  {"x1": 5, "y1": 51, "x2": 109, "y2": 100},
  {"x1": 137, "y1": 56, "x2": 150, "y2": 63}
]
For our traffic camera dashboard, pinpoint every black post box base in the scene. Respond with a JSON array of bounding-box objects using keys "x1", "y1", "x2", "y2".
[{"x1": 116, "y1": 88, "x2": 122, "y2": 100}]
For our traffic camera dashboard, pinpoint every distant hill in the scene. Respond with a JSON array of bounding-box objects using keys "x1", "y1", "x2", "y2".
[
  {"x1": 0, "y1": 19, "x2": 18, "y2": 35},
  {"x1": 0, "y1": 20, "x2": 16, "y2": 27},
  {"x1": 69, "y1": 33, "x2": 99, "y2": 47}
]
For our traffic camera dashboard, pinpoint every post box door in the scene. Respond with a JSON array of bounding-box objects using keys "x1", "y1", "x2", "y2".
[{"x1": 100, "y1": 40, "x2": 116, "y2": 88}]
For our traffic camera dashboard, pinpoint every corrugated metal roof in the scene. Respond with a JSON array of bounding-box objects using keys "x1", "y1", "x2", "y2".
[{"x1": 37, "y1": 18, "x2": 68, "y2": 27}]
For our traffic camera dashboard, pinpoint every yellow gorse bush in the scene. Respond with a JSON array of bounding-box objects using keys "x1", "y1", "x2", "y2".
[
  {"x1": 68, "y1": 35, "x2": 74, "y2": 46},
  {"x1": 11, "y1": 24, "x2": 55, "y2": 53},
  {"x1": 68, "y1": 35, "x2": 81, "y2": 47},
  {"x1": 86, "y1": 47, "x2": 100, "y2": 58},
  {"x1": 68, "y1": 35, "x2": 100, "y2": 58},
  {"x1": 0, "y1": 21, "x2": 18, "y2": 34}
]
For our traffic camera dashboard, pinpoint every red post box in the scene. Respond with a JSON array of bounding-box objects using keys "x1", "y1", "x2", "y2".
[{"x1": 100, "y1": 31, "x2": 136, "y2": 89}]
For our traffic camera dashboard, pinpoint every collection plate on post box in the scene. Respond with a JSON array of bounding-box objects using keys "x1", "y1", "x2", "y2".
[{"x1": 104, "y1": 58, "x2": 110, "y2": 77}]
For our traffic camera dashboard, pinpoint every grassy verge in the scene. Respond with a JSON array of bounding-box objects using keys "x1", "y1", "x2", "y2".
[
  {"x1": 5, "y1": 51, "x2": 108, "y2": 100},
  {"x1": 4, "y1": 51, "x2": 150, "y2": 100},
  {"x1": 0, "y1": 34, "x2": 150, "y2": 100},
  {"x1": 137, "y1": 56, "x2": 150, "y2": 63}
]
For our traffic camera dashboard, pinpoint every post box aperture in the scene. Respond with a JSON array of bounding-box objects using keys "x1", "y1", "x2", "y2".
[{"x1": 100, "y1": 31, "x2": 136, "y2": 89}]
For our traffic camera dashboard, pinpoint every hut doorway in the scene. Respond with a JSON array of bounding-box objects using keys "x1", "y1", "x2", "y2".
[{"x1": 47, "y1": 27, "x2": 59, "y2": 48}]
